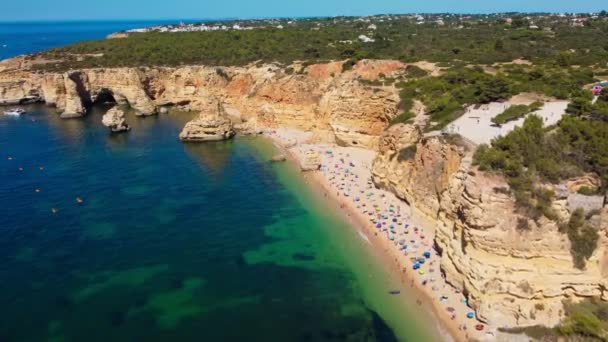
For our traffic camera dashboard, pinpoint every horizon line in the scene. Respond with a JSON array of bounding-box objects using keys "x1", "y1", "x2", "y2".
[{"x1": 0, "y1": 11, "x2": 605, "y2": 23}]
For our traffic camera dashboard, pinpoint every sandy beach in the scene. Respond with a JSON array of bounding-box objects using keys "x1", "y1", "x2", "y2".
[
  {"x1": 265, "y1": 128, "x2": 498, "y2": 342},
  {"x1": 447, "y1": 100, "x2": 569, "y2": 145}
]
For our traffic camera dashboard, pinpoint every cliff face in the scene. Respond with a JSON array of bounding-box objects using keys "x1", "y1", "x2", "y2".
[
  {"x1": 372, "y1": 125, "x2": 608, "y2": 328},
  {"x1": 372, "y1": 125, "x2": 463, "y2": 218},
  {"x1": 0, "y1": 59, "x2": 403, "y2": 149}
]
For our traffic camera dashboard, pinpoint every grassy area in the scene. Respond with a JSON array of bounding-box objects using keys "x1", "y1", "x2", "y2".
[{"x1": 492, "y1": 101, "x2": 543, "y2": 125}]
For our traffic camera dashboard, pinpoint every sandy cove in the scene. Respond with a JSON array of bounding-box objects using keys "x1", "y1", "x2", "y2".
[{"x1": 263, "y1": 128, "x2": 501, "y2": 342}]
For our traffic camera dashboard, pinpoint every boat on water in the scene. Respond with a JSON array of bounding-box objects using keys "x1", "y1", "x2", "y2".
[{"x1": 3, "y1": 108, "x2": 26, "y2": 116}]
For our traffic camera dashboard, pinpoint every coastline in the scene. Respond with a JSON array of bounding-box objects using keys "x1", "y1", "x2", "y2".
[{"x1": 262, "y1": 128, "x2": 487, "y2": 342}]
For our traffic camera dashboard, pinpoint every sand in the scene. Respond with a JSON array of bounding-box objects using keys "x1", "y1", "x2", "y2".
[
  {"x1": 265, "y1": 128, "x2": 500, "y2": 342},
  {"x1": 446, "y1": 100, "x2": 569, "y2": 145}
]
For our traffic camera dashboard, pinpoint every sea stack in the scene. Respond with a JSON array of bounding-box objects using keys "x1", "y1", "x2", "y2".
[
  {"x1": 102, "y1": 107, "x2": 130, "y2": 133},
  {"x1": 179, "y1": 100, "x2": 236, "y2": 142}
]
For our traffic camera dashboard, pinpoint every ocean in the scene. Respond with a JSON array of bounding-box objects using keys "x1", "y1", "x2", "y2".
[{"x1": 0, "y1": 22, "x2": 438, "y2": 341}]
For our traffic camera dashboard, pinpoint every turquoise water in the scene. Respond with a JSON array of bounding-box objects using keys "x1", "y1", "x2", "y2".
[{"x1": 0, "y1": 106, "x2": 439, "y2": 341}]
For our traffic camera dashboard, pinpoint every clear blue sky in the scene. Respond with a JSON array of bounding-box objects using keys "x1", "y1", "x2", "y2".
[{"x1": 2, "y1": 0, "x2": 606, "y2": 21}]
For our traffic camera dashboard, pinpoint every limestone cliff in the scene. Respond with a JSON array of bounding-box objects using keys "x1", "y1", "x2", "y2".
[
  {"x1": 372, "y1": 124, "x2": 608, "y2": 329},
  {"x1": 0, "y1": 59, "x2": 404, "y2": 149}
]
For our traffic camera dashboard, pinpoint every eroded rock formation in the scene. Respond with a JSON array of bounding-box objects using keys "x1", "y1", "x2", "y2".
[
  {"x1": 372, "y1": 124, "x2": 608, "y2": 329},
  {"x1": 101, "y1": 107, "x2": 130, "y2": 133},
  {"x1": 179, "y1": 99, "x2": 235, "y2": 142},
  {"x1": 0, "y1": 59, "x2": 403, "y2": 148}
]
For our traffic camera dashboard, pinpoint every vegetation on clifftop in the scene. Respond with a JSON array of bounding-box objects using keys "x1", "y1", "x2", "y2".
[
  {"x1": 491, "y1": 101, "x2": 543, "y2": 125},
  {"x1": 32, "y1": 14, "x2": 608, "y2": 71},
  {"x1": 395, "y1": 65, "x2": 594, "y2": 131},
  {"x1": 474, "y1": 93, "x2": 607, "y2": 268},
  {"x1": 26, "y1": 13, "x2": 604, "y2": 134}
]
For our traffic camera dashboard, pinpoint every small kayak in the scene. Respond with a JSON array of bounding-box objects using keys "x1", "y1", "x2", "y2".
[{"x1": 388, "y1": 290, "x2": 401, "y2": 295}]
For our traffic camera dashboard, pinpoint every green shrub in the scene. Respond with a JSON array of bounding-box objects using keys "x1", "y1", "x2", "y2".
[
  {"x1": 389, "y1": 112, "x2": 415, "y2": 127},
  {"x1": 492, "y1": 104, "x2": 532, "y2": 125},
  {"x1": 565, "y1": 208, "x2": 600, "y2": 269},
  {"x1": 215, "y1": 68, "x2": 231, "y2": 80},
  {"x1": 405, "y1": 65, "x2": 428, "y2": 78},
  {"x1": 342, "y1": 59, "x2": 357, "y2": 72},
  {"x1": 397, "y1": 145, "x2": 417, "y2": 162},
  {"x1": 578, "y1": 186, "x2": 598, "y2": 196},
  {"x1": 492, "y1": 101, "x2": 544, "y2": 125},
  {"x1": 559, "y1": 298, "x2": 608, "y2": 340}
]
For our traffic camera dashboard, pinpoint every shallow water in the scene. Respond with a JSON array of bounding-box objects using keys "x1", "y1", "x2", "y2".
[{"x1": 0, "y1": 107, "x2": 439, "y2": 341}]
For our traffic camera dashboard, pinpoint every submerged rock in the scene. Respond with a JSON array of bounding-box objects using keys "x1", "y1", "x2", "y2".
[
  {"x1": 179, "y1": 100, "x2": 235, "y2": 142},
  {"x1": 271, "y1": 154, "x2": 287, "y2": 162},
  {"x1": 102, "y1": 107, "x2": 130, "y2": 133}
]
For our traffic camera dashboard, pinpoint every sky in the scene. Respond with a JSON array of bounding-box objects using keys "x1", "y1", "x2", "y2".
[{"x1": 2, "y1": 0, "x2": 607, "y2": 21}]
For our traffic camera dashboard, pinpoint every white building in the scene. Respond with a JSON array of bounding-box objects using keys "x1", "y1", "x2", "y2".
[{"x1": 358, "y1": 35, "x2": 375, "y2": 43}]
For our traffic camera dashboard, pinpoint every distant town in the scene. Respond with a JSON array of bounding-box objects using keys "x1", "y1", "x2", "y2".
[{"x1": 117, "y1": 12, "x2": 606, "y2": 36}]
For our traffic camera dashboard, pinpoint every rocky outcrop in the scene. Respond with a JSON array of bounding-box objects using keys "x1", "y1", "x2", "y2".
[
  {"x1": 0, "y1": 59, "x2": 403, "y2": 146},
  {"x1": 300, "y1": 150, "x2": 321, "y2": 171},
  {"x1": 271, "y1": 154, "x2": 287, "y2": 162},
  {"x1": 179, "y1": 100, "x2": 235, "y2": 142},
  {"x1": 0, "y1": 80, "x2": 41, "y2": 105},
  {"x1": 322, "y1": 82, "x2": 399, "y2": 149},
  {"x1": 101, "y1": 107, "x2": 130, "y2": 132},
  {"x1": 372, "y1": 125, "x2": 462, "y2": 217},
  {"x1": 371, "y1": 126, "x2": 608, "y2": 329},
  {"x1": 60, "y1": 71, "x2": 90, "y2": 118},
  {"x1": 435, "y1": 169, "x2": 608, "y2": 328},
  {"x1": 86, "y1": 68, "x2": 157, "y2": 116}
]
